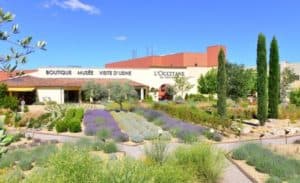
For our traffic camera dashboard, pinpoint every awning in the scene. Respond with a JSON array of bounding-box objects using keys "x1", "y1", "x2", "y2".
[{"x1": 8, "y1": 87, "x2": 35, "y2": 92}]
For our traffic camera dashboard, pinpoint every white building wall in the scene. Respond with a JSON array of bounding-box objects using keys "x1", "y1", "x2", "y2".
[
  {"x1": 30, "y1": 67, "x2": 212, "y2": 95},
  {"x1": 37, "y1": 88, "x2": 64, "y2": 104}
]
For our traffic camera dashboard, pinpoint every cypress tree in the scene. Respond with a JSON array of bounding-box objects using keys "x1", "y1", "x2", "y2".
[
  {"x1": 217, "y1": 49, "x2": 227, "y2": 118},
  {"x1": 256, "y1": 33, "x2": 268, "y2": 125},
  {"x1": 268, "y1": 37, "x2": 280, "y2": 118}
]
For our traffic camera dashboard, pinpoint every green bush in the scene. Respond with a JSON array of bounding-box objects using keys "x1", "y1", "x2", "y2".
[
  {"x1": 144, "y1": 139, "x2": 168, "y2": 164},
  {"x1": 152, "y1": 102, "x2": 229, "y2": 129},
  {"x1": 187, "y1": 94, "x2": 208, "y2": 102},
  {"x1": 55, "y1": 119, "x2": 68, "y2": 132},
  {"x1": 68, "y1": 119, "x2": 81, "y2": 133},
  {"x1": 18, "y1": 158, "x2": 34, "y2": 171},
  {"x1": 0, "y1": 167, "x2": 24, "y2": 183},
  {"x1": 232, "y1": 143, "x2": 300, "y2": 181},
  {"x1": 290, "y1": 89, "x2": 300, "y2": 106},
  {"x1": 103, "y1": 141, "x2": 118, "y2": 153},
  {"x1": 173, "y1": 143, "x2": 225, "y2": 183},
  {"x1": 266, "y1": 176, "x2": 282, "y2": 183},
  {"x1": 0, "y1": 96, "x2": 19, "y2": 111}
]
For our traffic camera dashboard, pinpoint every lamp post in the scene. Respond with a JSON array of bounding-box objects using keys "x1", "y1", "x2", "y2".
[
  {"x1": 284, "y1": 129, "x2": 290, "y2": 144},
  {"x1": 259, "y1": 133, "x2": 265, "y2": 144}
]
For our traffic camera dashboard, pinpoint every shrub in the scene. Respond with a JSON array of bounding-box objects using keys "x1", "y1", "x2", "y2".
[
  {"x1": 55, "y1": 119, "x2": 68, "y2": 132},
  {"x1": 131, "y1": 134, "x2": 144, "y2": 143},
  {"x1": 68, "y1": 119, "x2": 81, "y2": 133},
  {"x1": 40, "y1": 146, "x2": 102, "y2": 183},
  {"x1": 0, "y1": 167, "x2": 24, "y2": 183},
  {"x1": 18, "y1": 158, "x2": 34, "y2": 171},
  {"x1": 96, "y1": 129, "x2": 111, "y2": 140},
  {"x1": 177, "y1": 131, "x2": 198, "y2": 144},
  {"x1": 24, "y1": 105, "x2": 29, "y2": 112},
  {"x1": 0, "y1": 96, "x2": 19, "y2": 111},
  {"x1": 144, "y1": 139, "x2": 168, "y2": 164},
  {"x1": 187, "y1": 94, "x2": 208, "y2": 102},
  {"x1": 266, "y1": 176, "x2": 282, "y2": 183},
  {"x1": 103, "y1": 141, "x2": 118, "y2": 153},
  {"x1": 115, "y1": 133, "x2": 129, "y2": 142},
  {"x1": 174, "y1": 143, "x2": 225, "y2": 183},
  {"x1": 290, "y1": 89, "x2": 300, "y2": 106},
  {"x1": 149, "y1": 162, "x2": 194, "y2": 183},
  {"x1": 232, "y1": 143, "x2": 300, "y2": 180}
]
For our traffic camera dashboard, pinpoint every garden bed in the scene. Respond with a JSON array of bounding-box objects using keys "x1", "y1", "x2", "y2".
[
  {"x1": 232, "y1": 143, "x2": 300, "y2": 183},
  {"x1": 135, "y1": 108, "x2": 222, "y2": 142},
  {"x1": 111, "y1": 111, "x2": 171, "y2": 143},
  {"x1": 83, "y1": 109, "x2": 129, "y2": 142}
]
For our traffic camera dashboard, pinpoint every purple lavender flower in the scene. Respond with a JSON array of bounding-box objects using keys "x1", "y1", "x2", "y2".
[{"x1": 83, "y1": 109, "x2": 129, "y2": 142}]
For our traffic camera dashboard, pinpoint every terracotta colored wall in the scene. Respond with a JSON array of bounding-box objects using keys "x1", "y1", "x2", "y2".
[
  {"x1": 105, "y1": 45, "x2": 226, "y2": 68},
  {"x1": 183, "y1": 53, "x2": 207, "y2": 67},
  {"x1": 206, "y1": 45, "x2": 226, "y2": 67}
]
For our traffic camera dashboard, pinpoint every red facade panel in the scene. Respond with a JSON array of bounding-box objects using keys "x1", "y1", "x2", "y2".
[{"x1": 105, "y1": 45, "x2": 226, "y2": 68}]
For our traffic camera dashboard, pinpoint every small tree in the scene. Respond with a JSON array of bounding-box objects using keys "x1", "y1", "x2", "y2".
[
  {"x1": 173, "y1": 74, "x2": 193, "y2": 98},
  {"x1": 256, "y1": 33, "x2": 268, "y2": 125},
  {"x1": 226, "y1": 63, "x2": 257, "y2": 100},
  {"x1": 0, "y1": 83, "x2": 8, "y2": 99},
  {"x1": 197, "y1": 69, "x2": 217, "y2": 94},
  {"x1": 81, "y1": 81, "x2": 108, "y2": 103},
  {"x1": 108, "y1": 82, "x2": 137, "y2": 110},
  {"x1": 280, "y1": 67, "x2": 298, "y2": 103},
  {"x1": 0, "y1": 8, "x2": 46, "y2": 73},
  {"x1": 217, "y1": 49, "x2": 227, "y2": 118},
  {"x1": 268, "y1": 37, "x2": 280, "y2": 118}
]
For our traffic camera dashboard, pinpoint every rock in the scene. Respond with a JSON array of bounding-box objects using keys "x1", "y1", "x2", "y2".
[
  {"x1": 243, "y1": 119, "x2": 260, "y2": 126},
  {"x1": 241, "y1": 126, "x2": 252, "y2": 134}
]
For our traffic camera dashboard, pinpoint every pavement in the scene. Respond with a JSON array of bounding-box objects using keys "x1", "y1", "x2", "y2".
[{"x1": 12, "y1": 129, "x2": 300, "y2": 183}]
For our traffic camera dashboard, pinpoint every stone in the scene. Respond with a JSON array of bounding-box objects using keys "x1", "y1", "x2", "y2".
[
  {"x1": 243, "y1": 119, "x2": 260, "y2": 126},
  {"x1": 241, "y1": 126, "x2": 252, "y2": 134}
]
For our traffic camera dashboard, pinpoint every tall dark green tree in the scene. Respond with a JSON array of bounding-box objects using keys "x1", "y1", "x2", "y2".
[
  {"x1": 217, "y1": 49, "x2": 227, "y2": 118},
  {"x1": 256, "y1": 33, "x2": 268, "y2": 125},
  {"x1": 268, "y1": 37, "x2": 280, "y2": 118}
]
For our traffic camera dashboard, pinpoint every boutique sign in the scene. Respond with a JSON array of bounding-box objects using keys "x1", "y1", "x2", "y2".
[{"x1": 45, "y1": 69, "x2": 132, "y2": 77}]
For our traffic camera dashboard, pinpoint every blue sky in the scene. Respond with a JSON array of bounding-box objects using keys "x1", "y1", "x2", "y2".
[{"x1": 0, "y1": 0, "x2": 300, "y2": 69}]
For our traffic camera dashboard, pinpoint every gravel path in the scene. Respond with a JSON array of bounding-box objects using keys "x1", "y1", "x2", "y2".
[{"x1": 15, "y1": 130, "x2": 300, "y2": 183}]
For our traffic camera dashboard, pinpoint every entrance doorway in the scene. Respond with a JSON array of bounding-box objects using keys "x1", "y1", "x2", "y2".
[
  {"x1": 64, "y1": 90, "x2": 79, "y2": 103},
  {"x1": 12, "y1": 91, "x2": 36, "y2": 105}
]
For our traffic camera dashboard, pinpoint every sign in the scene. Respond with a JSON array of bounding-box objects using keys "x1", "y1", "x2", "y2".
[
  {"x1": 45, "y1": 69, "x2": 132, "y2": 77},
  {"x1": 154, "y1": 71, "x2": 184, "y2": 79}
]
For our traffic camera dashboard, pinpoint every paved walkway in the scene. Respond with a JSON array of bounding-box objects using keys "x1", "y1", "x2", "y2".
[{"x1": 15, "y1": 130, "x2": 300, "y2": 183}]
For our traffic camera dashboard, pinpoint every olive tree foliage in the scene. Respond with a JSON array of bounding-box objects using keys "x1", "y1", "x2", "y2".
[
  {"x1": 173, "y1": 74, "x2": 194, "y2": 98},
  {"x1": 81, "y1": 81, "x2": 108, "y2": 103},
  {"x1": 108, "y1": 82, "x2": 137, "y2": 110},
  {"x1": 280, "y1": 67, "x2": 298, "y2": 103},
  {"x1": 226, "y1": 63, "x2": 257, "y2": 100},
  {"x1": 197, "y1": 69, "x2": 217, "y2": 94},
  {"x1": 0, "y1": 8, "x2": 46, "y2": 73}
]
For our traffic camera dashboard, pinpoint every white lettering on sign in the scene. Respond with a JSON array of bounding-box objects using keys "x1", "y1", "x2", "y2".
[
  {"x1": 45, "y1": 69, "x2": 132, "y2": 77},
  {"x1": 154, "y1": 71, "x2": 184, "y2": 79}
]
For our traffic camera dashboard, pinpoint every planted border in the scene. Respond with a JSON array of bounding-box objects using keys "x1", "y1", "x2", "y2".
[{"x1": 83, "y1": 109, "x2": 129, "y2": 142}]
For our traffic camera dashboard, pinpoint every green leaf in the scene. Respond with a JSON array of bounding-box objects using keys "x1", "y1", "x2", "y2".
[
  {"x1": 12, "y1": 24, "x2": 19, "y2": 34},
  {"x1": 19, "y1": 57, "x2": 27, "y2": 64},
  {"x1": 37, "y1": 40, "x2": 47, "y2": 50},
  {"x1": 20, "y1": 36, "x2": 32, "y2": 47},
  {"x1": 3, "y1": 12, "x2": 15, "y2": 22},
  {"x1": 0, "y1": 31, "x2": 9, "y2": 40}
]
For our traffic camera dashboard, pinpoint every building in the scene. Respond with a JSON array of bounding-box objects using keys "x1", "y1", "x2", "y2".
[
  {"x1": 106, "y1": 45, "x2": 225, "y2": 68},
  {"x1": 281, "y1": 61, "x2": 300, "y2": 89},
  {"x1": 0, "y1": 45, "x2": 225, "y2": 104}
]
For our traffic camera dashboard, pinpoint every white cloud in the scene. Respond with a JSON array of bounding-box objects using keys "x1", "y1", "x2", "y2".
[
  {"x1": 44, "y1": 0, "x2": 100, "y2": 15},
  {"x1": 114, "y1": 36, "x2": 128, "y2": 41}
]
